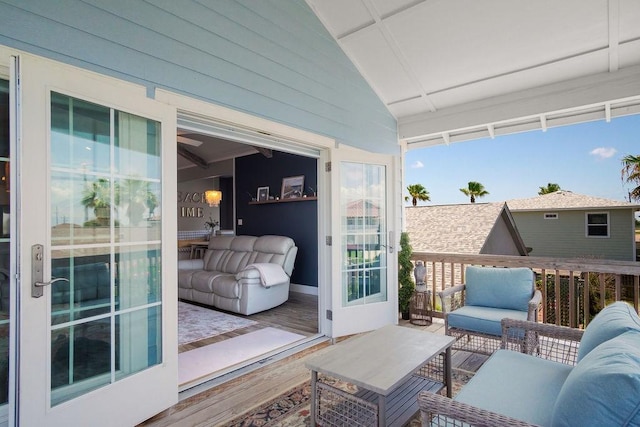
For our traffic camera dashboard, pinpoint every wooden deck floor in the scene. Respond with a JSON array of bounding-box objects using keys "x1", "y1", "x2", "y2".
[{"x1": 141, "y1": 296, "x2": 487, "y2": 426}]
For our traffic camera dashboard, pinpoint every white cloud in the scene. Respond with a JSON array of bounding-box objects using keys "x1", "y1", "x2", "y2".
[
  {"x1": 590, "y1": 147, "x2": 617, "y2": 159},
  {"x1": 411, "y1": 160, "x2": 424, "y2": 168}
]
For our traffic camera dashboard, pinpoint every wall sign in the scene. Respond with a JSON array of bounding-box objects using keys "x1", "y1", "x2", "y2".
[{"x1": 177, "y1": 191, "x2": 207, "y2": 218}]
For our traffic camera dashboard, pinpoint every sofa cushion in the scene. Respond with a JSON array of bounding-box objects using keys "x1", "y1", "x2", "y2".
[
  {"x1": 191, "y1": 270, "x2": 227, "y2": 293},
  {"x1": 455, "y1": 350, "x2": 572, "y2": 426},
  {"x1": 447, "y1": 305, "x2": 528, "y2": 337},
  {"x1": 464, "y1": 266, "x2": 534, "y2": 311},
  {"x1": 211, "y1": 275, "x2": 241, "y2": 299},
  {"x1": 552, "y1": 330, "x2": 640, "y2": 427},
  {"x1": 577, "y1": 301, "x2": 640, "y2": 362},
  {"x1": 254, "y1": 235, "x2": 295, "y2": 255}
]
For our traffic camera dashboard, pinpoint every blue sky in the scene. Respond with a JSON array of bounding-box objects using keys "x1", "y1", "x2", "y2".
[{"x1": 404, "y1": 114, "x2": 640, "y2": 206}]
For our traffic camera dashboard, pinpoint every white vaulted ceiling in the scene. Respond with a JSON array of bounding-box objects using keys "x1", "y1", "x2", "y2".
[{"x1": 307, "y1": 0, "x2": 640, "y2": 148}]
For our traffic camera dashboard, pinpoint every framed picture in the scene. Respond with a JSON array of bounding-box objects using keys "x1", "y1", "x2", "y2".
[
  {"x1": 281, "y1": 175, "x2": 305, "y2": 200},
  {"x1": 257, "y1": 186, "x2": 269, "y2": 202}
]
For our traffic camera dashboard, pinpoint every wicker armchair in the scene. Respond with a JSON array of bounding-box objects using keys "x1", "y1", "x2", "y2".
[
  {"x1": 438, "y1": 266, "x2": 542, "y2": 354},
  {"x1": 419, "y1": 318, "x2": 584, "y2": 426}
]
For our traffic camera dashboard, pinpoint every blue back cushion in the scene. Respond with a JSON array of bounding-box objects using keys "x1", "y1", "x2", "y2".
[
  {"x1": 464, "y1": 266, "x2": 534, "y2": 311},
  {"x1": 577, "y1": 301, "x2": 640, "y2": 362},
  {"x1": 552, "y1": 330, "x2": 640, "y2": 426}
]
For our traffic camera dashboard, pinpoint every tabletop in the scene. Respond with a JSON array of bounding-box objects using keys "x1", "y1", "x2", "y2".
[{"x1": 305, "y1": 325, "x2": 455, "y2": 395}]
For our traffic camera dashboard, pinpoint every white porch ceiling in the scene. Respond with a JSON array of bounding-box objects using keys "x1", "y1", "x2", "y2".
[{"x1": 307, "y1": 0, "x2": 640, "y2": 148}]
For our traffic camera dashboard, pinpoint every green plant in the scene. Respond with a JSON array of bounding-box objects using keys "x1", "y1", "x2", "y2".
[
  {"x1": 204, "y1": 216, "x2": 219, "y2": 231},
  {"x1": 398, "y1": 232, "x2": 415, "y2": 314},
  {"x1": 119, "y1": 178, "x2": 158, "y2": 225},
  {"x1": 81, "y1": 178, "x2": 119, "y2": 226}
]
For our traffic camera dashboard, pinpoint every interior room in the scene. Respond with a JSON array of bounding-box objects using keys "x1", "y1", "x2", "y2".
[{"x1": 175, "y1": 128, "x2": 320, "y2": 389}]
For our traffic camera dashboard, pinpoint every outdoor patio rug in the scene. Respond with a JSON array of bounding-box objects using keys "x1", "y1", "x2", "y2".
[
  {"x1": 178, "y1": 301, "x2": 257, "y2": 346},
  {"x1": 221, "y1": 369, "x2": 474, "y2": 427}
]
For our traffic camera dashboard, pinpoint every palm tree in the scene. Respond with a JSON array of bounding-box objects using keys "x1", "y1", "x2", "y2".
[
  {"x1": 120, "y1": 179, "x2": 159, "y2": 225},
  {"x1": 621, "y1": 154, "x2": 640, "y2": 202},
  {"x1": 404, "y1": 184, "x2": 430, "y2": 206},
  {"x1": 460, "y1": 181, "x2": 489, "y2": 203},
  {"x1": 538, "y1": 183, "x2": 562, "y2": 195},
  {"x1": 81, "y1": 178, "x2": 116, "y2": 225}
]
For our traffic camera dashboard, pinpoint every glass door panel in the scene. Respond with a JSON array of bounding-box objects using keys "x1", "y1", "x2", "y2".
[
  {"x1": 49, "y1": 92, "x2": 163, "y2": 406},
  {"x1": 340, "y1": 162, "x2": 387, "y2": 306}
]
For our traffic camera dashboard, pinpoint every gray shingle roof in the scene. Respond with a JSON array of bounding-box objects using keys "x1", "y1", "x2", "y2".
[
  {"x1": 506, "y1": 190, "x2": 639, "y2": 211},
  {"x1": 405, "y1": 203, "x2": 507, "y2": 254}
]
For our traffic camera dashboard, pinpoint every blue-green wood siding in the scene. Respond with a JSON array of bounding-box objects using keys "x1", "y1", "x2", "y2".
[
  {"x1": 513, "y1": 209, "x2": 636, "y2": 261},
  {"x1": 0, "y1": 0, "x2": 397, "y2": 153}
]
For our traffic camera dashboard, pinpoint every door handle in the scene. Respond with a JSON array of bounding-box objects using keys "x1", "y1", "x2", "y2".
[
  {"x1": 34, "y1": 277, "x2": 69, "y2": 288},
  {"x1": 31, "y1": 244, "x2": 70, "y2": 298}
]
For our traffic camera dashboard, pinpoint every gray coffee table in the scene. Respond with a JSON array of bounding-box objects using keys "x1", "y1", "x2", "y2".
[{"x1": 306, "y1": 325, "x2": 455, "y2": 427}]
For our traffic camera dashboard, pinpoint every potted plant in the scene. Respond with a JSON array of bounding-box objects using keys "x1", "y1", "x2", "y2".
[
  {"x1": 81, "y1": 178, "x2": 117, "y2": 226},
  {"x1": 204, "y1": 216, "x2": 219, "y2": 238},
  {"x1": 398, "y1": 231, "x2": 415, "y2": 320},
  {"x1": 119, "y1": 178, "x2": 158, "y2": 225}
]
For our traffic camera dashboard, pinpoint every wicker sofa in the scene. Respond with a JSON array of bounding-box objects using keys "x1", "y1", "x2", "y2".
[
  {"x1": 178, "y1": 235, "x2": 297, "y2": 315},
  {"x1": 419, "y1": 301, "x2": 640, "y2": 426}
]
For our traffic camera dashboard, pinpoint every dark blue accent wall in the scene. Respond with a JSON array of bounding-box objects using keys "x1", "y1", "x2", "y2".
[{"x1": 236, "y1": 152, "x2": 317, "y2": 287}]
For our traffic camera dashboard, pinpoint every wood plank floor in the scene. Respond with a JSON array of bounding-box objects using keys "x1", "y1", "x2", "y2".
[
  {"x1": 141, "y1": 298, "x2": 488, "y2": 427},
  {"x1": 178, "y1": 292, "x2": 319, "y2": 354}
]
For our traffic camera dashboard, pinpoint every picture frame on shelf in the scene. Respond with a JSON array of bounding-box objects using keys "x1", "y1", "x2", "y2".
[
  {"x1": 257, "y1": 186, "x2": 269, "y2": 202},
  {"x1": 281, "y1": 175, "x2": 305, "y2": 200}
]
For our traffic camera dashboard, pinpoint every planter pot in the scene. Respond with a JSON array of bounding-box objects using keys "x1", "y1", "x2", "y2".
[{"x1": 401, "y1": 310, "x2": 410, "y2": 320}]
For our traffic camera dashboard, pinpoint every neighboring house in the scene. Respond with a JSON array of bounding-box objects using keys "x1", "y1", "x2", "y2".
[
  {"x1": 507, "y1": 191, "x2": 640, "y2": 261},
  {"x1": 405, "y1": 203, "x2": 528, "y2": 288},
  {"x1": 405, "y1": 203, "x2": 528, "y2": 256}
]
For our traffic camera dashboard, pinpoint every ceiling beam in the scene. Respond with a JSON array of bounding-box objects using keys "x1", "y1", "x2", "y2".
[
  {"x1": 399, "y1": 64, "x2": 640, "y2": 141},
  {"x1": 608, "y1": 0, "x2": 620, "y2": 72},
  {"x1": 253, "y1": 146, "x2": 273, "y2": 158},
  {"x1": 359, "y1": 0, "x2": 437, "y2": 113},
  {"x1": 177, "y1": 144, "x2": 208, "y2": 169}
]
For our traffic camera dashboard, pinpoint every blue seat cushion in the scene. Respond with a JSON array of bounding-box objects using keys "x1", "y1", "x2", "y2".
[
  {"x1": 465, "y1": 266, "x2": 534, "y2": 311},
  {"x1": 552, "y1": 330, "x2": 640, "y2": 426},
  {"x1": 577, "y1": 301, "x2": 640, "y2": 362},
  {"x1": 447, "y1": 305, "x2": 528, "y2": 337},
  {"x1": 455, "y1": 350, "x2": 572, "y2": 426}
]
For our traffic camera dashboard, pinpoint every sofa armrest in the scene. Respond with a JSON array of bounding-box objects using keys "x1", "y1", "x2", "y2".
[
  {"x1": 527, "y1": 289, "x2": 543, "y2": 321},
  {"x1": 418, "y1": 391, "x2": 537, "y2": 427},
  {"x1": 437, "y1": 284, "x2": 465, "y2": 315},
  {"x1": 178, "y1": 259, "x2": 204, "y2": 270},
  {"x1": 236, "y1": 263, "x2": 289, "y2": 288},
  {"x1": 501, "y1": 318, "x2": 583, "y2": 366}
]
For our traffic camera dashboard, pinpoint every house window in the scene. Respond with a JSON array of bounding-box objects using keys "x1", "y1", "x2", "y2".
[
  {"x1": 544, "y1": 213, "x2": 558, "y2": 219},
  {"x1": 586, "y1": 212, "x2": 609, "y2": 237}
]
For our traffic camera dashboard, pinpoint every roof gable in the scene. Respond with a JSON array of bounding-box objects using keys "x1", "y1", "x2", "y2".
[{"x1": 405, "y1": 202, "x2": 526, "y2": 255}]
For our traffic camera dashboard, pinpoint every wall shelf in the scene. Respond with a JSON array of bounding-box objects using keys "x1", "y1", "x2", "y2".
[{"x1": 249, "y1": 196, "x2": 317, "y2": 205}]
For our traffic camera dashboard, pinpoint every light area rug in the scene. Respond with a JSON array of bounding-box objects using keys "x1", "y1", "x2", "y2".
[
  {"x1": 179, "y1": 327, "x2": 305, "y2": 386},
  {"x1": 178, "y1": 301, "x2": 257, "y2": 346}
]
